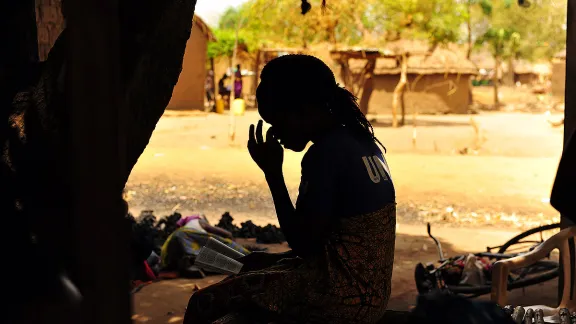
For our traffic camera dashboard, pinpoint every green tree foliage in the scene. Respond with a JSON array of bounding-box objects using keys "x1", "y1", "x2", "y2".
[
  {"x1": 218, "y1": 7, "x2": 241, "y2": 30},
  {"x1": 208, "y1": 8, "x2": 260, "y2": 58},
  {"x1": 368, "y1": 0, "x2": 468, "y2": 47},
  {"x1": 207, "y1": 26, "x2": 259, "y2": 59},
  {"x1": 475, "y1": 0, "x2": 566, "y2": 60},
  {"x1": 210, "y1": 0, "x2": 566, "y2": 61},
  {"x1": 232, "y1": 0, "x2": 373, "y2": 47},
  {"x1": 475, "y1": 27, "x2": 520, "y2": 59},
  {"x1": 229, "y1": 0, "x2": 469, "y2": 48}
]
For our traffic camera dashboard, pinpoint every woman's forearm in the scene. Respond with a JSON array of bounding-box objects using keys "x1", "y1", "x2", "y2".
[{"x1": 264, "y1": 171, "x2": 301, "y2": 249}]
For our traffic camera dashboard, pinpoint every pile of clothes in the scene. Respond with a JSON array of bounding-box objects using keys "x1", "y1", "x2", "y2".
[{"x1": 127, "y1": 210, "x2": 286, "y2": 285}]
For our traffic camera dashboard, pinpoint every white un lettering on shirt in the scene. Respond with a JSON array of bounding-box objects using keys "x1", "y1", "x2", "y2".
[{"x1": 362, "y1": 155, "x2": 391, "y2": 184}]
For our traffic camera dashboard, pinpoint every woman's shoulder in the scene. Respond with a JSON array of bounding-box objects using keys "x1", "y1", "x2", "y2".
[
  {"x1": 302, "y1": 127, "x2": 376, "y2": 168},
  {"x1": 303, "y1": 129, "x2": 347, "y2": 161}
]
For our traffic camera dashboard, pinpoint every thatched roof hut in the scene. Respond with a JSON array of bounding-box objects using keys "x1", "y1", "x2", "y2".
[
  {"x1": 193, "y1": 16, "x2": 216, "y2": 42},
  {"x1": 512, "y1": 60, "x2": 551, "y2": 75},
  {"x1": 511, "y1": 60, "x2": 551, "y2": 86},
  {"x1": 470, "y1": 52, "x2": 511, "y2": 78},
  {"x1": 167, "y1": 15, "x2": 217, "y2": 110},
  {"x1": 347, "y1": 48, "x2": 478, "y2": 75},
  {"x1": 334, "y1": 44, "x2": 478, "y2": 115}
]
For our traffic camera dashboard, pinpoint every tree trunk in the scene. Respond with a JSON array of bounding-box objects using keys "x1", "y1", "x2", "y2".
[
  {"x1": 0, "y1": 0, "x2": 44, "y2": 320},
  {"x1": 229, "y1": 19, "x2": 241, "y2": 142},
  {"x1": 337, "y1": 58, "x2": 353, "y2": 92},
  {"x1": 392, "y1": 54, "x2": 408, "y2": 128},
  {"x1": 253, "y1": 49, "x2": 261, "y2": 108},
  {"x1": 329, "y1": 25, "x2": 337, "y2": 45},
  {"x1": 504, "y1": 56, "x2": 515, "y2": 86},
  {"x1": 400, "y1": 85, "x2": 406, "y2": 126},
  {"x1": 358, "y1": 58, "x2": 376, "y2": 116},
  {"x1": 466, "y1": 1, "x2": 472, "y2": 59},
  {"x1": 210, "y1": 57, "x2": 216, "y2": 110},
  {"x1": 66, "y1": 0, "x2": 130, "y2": 322},
  {"x1": 493, "y1": 56, "x2": 501, "y2": 108},
  {"x1": 465, "y1": 0, "x2": 474, "y2": 108},
  {"x1": 1, "y1": 0, "x2": 197, "y2": 320},
  {"x1": 1, "y1": 0, "x2": 38, "y2": 118}
]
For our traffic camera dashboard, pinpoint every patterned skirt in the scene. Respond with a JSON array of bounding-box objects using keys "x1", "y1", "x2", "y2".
[{"x1": 184, "y1": 204, "x2": 396, "y2": 324}]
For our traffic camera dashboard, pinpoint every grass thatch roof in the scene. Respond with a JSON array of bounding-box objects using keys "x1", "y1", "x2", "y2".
[
  {"x1": 513, "y1": 60, "x2": 552, "y2": 75},
  {"x1": 193, "y1": 15, "x2": 216, "y2": 42},
  {"x1": 344, "y1": 47, "x2": 478, "y2": 76},
  {"x1": 402, "y1": 48, "x2": 478, "y2": 75},
  {"x1": 470, "y1": 52, "x2": 500, "y2": 70}
]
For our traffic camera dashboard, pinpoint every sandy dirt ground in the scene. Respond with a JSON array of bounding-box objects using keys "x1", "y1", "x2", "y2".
[
  {"x1": 127, "y1": 109, "x2": 563, "y2": 229},
  {"x1": 127, "y1": 106, "x2": 566, "y2": 323}
]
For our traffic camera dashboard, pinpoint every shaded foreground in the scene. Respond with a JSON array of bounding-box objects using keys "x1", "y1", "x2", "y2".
[{"x1": 132, "y1": 225, "x2": 560, "y2": 323}]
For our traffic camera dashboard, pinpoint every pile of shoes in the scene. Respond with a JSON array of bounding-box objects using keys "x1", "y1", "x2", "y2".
[
  {"x1": 216, "y1": 212, "x2": 286, "y2": 244},
  {"x1": 127, "y1": 210, "x2": 183, "y2": 255},
  {"x1": 501, "y1": 305, "x2": 576, "y2": 323}
]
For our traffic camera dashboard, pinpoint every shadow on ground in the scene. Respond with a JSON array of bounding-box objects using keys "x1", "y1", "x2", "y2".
[{"x1": 132, "y1": 232, "x2": 560, "y2": 323}]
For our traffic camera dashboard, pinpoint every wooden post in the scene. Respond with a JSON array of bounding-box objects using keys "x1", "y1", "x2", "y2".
[
  {"x1": 400, "y1": 83, "x2": 406, "y2": 126},
  {"x1": 466, "y1": 0, "x2": 473, "y2": 59},
  {"x1": 337, "y1": 57, "x2": 353, "y2": 92},
  {"x1": 210, "y1": 57, "x2": 216, "y2": 111},
  {"x1": 228, "y1": 15, "x2": 246, "y2": 143},
  {"x1": 66, "y1": 0, "x2": 131, "y2": 323},
  {"x1": 559, "y1": 0, "x2": 576, "y2": 303},
  {"x1": 253, "y1": 49, "x2": 261, "y2": 108},
  {"x1": 392, "y1": 53, "x2": 408, "y2": 128},
  {"x1": 358, "y1": 58, "x2": 376, "y2": 116},
  {"x1": 507, "y1": 57, "x2": 515, "y2": 86},
  {"x1": 566, "y1": 0, "x2": 576, "y2": 140},
  {"x1": 493, "y1": 56, "x2": 501, "y2": 107},
  {"x1": 412, "y1": 104, "x2": 418, "y2": 149}
]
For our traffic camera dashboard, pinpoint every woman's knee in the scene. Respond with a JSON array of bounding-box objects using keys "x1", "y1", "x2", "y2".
[
  {"x1": 184, "y1": 290, "x2": 216, "y2": 324},
  {"x1": 184, "y1": 286, "x2": 241, "y2": 324}
]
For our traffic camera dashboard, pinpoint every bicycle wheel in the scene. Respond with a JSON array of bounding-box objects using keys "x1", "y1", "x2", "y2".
[
  {"x1": 497, "y1": 223, "x2": 561, "y2": 254},
  {"x1": 446, "y1": 259, "x2": 559, "y2": 297}
]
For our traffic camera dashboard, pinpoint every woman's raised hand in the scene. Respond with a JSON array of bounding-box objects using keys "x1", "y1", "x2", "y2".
[{"x1": 248, "y1": 120, "x2": 284, "y2": 176}]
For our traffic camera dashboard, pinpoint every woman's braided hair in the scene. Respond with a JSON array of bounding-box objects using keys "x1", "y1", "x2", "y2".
[
  {"x1": 330, "y1": 84, "x2": 386, "y2": 152},
  {"x1": 257, "y1": 54, "x2": 385, "y2": 152}
]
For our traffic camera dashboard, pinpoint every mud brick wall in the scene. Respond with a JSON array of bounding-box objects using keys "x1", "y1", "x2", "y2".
[{"x1": 36, "y1": 0, "x2": 64, "y2": 61}]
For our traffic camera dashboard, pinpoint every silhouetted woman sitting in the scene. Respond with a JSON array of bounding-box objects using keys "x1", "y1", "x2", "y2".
[{"x1": 184, "y1": 55, "x2": 396, "y2": 324}]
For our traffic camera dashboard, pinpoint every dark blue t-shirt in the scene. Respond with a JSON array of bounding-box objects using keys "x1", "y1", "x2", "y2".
[{"x1": 295, "y1": 127, "x2": 395, "y2": 220}]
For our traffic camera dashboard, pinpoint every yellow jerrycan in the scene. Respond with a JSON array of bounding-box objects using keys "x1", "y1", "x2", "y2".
[
  {"x1": 215, "y1": 96, "x2": 225, "y2": 114},
  {"x1": 232, "y1": 98, "x2": 245, "y2": 116}
]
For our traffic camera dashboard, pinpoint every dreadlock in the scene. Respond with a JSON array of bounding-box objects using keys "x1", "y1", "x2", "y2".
[
  {"x1": 330, "y1": 85, "x2": 386, "y2": 152},
  {"x1": 257, "y1": 54, "x2": 386, "y2": 152}
]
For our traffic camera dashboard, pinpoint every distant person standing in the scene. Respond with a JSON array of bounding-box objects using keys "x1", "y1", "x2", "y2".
[
  {"x1": 234, "y1": 64, "x2": 243, "y2": 99},
  {"x1": 218, "y1": 74, "x2": 231, "y2": 98},
  {"x1": 205, "y1": 70, "x2": 215, "y2": 110}
]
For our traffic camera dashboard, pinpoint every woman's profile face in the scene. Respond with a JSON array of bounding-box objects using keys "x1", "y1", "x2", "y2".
[{"x1": 259, "y1": 102, "x2": 312, "y2": 152}]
